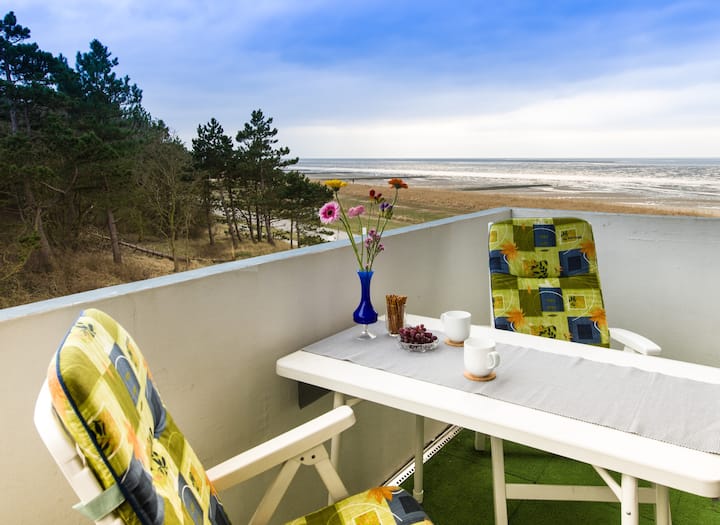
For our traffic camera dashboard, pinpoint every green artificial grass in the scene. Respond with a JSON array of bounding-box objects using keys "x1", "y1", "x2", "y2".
[{"x1": 401, "y1": 430, "x2": 720, "y2": 524}]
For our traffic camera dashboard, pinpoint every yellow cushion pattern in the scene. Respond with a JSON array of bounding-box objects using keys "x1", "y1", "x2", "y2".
[
  {"x1": 48, "y1": 309, "x2": 231, "y2": 525},
  {"x1": 285, "y1": 487, "x2": 432, "y2": 525},
  {"x1": 489, "y1": 218, "x2": 610, "y2": 347}
]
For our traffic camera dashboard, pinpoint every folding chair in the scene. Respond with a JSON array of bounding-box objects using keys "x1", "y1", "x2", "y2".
[
  {"x1": 34, "y1": 308, "x2": 433, "y2": 525},
  {"x1": 486, "y1": 217, "x2": 667, "y2": 524}
]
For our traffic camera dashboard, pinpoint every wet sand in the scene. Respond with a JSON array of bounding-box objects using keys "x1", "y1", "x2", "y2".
[{"x1": 334, "y1": 181, "x2": 720, "y2": 218}]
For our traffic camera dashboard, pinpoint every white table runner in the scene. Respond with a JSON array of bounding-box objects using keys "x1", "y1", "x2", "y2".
[{"x1": 303, "y1": 326, "x2": 720, "y2": 454}]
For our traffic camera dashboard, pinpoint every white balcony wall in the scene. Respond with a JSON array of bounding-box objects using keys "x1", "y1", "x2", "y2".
[{"x1": 2, "y1": 207, "x2": 719, "y2": 524}]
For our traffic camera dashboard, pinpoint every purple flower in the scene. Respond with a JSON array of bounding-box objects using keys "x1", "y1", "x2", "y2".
[
  {"x1": 347, "y1": 205, "x2": 365, "y2": 218},
  {"x1": 319, "y1": 202, "x2": 340, "y2": 224},
  {"x1": 380, "y1": 202, "x2": 391, "y2": 212}
]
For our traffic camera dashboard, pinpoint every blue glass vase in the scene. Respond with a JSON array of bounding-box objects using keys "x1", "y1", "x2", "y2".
[{"x1": 353, "y1": 270, "x2": 378, "y2": 339}]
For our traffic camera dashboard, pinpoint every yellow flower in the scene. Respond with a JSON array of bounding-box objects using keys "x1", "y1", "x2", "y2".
[
  {"x1": 590, "y1": 307, "x2": 607, "y2": 327},
  {"x1": 324, "y1": 179, "x2": 348, "y2": 191},
  {"x1": 506, "y1": 308, "x2": 526, "y2": 328},
  {"x1": 501, "y1": 241, "x2": 519, "y2": 261},
  {"x1": 367, "y1": 486, "x2": 397, "y2": 503},
  {"x1": 581, "y1": 240, "x2": 596, "y2": 259}
]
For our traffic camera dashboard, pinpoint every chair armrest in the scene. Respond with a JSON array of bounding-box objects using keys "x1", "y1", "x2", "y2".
[
  {"x1": 609, "y1": 327, "x2": 661, "y2": 356},
  {"x1": 206, "y1": 405, "x2": 356, "y2": 492}
]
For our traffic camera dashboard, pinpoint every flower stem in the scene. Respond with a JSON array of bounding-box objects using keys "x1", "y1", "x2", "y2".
[{"x1": 334, "y1": 193, "x2": 363, "y2": 269}]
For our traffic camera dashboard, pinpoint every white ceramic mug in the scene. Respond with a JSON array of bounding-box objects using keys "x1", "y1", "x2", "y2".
[
  {"x1": 441, "y1": 310, "x2": 471, "y2": 343},
  {"x1": 464, "y1": 336, "x2": 501, "y2": 377}
]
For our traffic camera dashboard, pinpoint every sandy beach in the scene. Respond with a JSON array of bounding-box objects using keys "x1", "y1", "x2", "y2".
[{"x1": 336, "y1": 181, "x2": 720, "y2": 218}]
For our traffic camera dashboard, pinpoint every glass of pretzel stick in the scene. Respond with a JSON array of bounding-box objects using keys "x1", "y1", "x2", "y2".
[{"x1": 385, "y1": 294, "x2": 407, "y2": 336}]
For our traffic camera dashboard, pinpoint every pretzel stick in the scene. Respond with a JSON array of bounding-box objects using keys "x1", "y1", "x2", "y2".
[{"x1": 386, "y1": 294, "x2": 407, "y2": 334}]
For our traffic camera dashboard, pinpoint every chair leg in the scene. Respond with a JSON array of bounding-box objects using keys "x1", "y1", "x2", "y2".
[
  {"x1": 249, "y1": 458, "x2": 301, "y2": 525},
  {"x1": 249, "y1": 444, "x2": 349, "y2": 525},
  {"x1": 329, "y1": 392, "x2": 345, "y2": 505},
  {"x1": 490, "y1": 437, "x2": 509, "y2": 525},
  {"x1": 304, "y1": 445, "x2": 350, "y2": 503}
]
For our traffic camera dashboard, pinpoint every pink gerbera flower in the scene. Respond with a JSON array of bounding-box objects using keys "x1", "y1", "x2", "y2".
[
  {"x1": 319, "y1": 202, "x2": 340, "y2": 224},
  {"x1": 347, "y1": 205, "x2": 365, "y2": 218}
]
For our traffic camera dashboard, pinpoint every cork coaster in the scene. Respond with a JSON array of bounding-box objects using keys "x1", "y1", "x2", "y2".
[
  {"x1": 444, "y1": 338, "x2": 465, "y2": 347},
  {"x1": 463, "y1": 370, "x2": 497, "y2": 382}
]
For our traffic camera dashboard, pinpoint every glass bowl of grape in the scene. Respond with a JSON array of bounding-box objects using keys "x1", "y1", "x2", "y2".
[{"x1": 397, "y1": 324, "x2": 439, "y2": 352}]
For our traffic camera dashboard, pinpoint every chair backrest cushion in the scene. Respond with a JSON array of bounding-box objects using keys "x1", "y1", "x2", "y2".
[
  {"x1": 47, "y1": 308, "x2": 231, "y2": 525},
  {"x1": 488, "y1": 217, "x2": 609, "y2": 347}
]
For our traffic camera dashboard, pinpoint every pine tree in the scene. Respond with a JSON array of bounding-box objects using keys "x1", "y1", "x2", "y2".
[
  {"x1": 192, "y1": 118, "x2": 234, "y2": 245},
  {"x1": 235, "y1": 109, "x2": 298, "y2": 244},
  {"x1": 0, "y1": 11, "x2": 67, "y2": 271},
  {"x1": 69, "y1": 39, "x2": 146, "y2": 264}
]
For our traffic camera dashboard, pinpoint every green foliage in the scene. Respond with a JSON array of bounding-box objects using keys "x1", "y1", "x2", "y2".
[
  {"x1": 192, "y1": 118, "x2": 234, "y2": 245},
  {"x1": 234, "y1": 109, "x2": 299, "y2": 244},
  {"x1": 0, "y1": 11, "x2": 328, "y2": 287}
]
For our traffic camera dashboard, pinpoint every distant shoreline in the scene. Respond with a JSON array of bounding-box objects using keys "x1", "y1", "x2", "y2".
[
  {"x1": 332, "y1": 180, "x2": 720, "y2": 218},
  {"x1": 459, "y1": 183, "x2": 552, "y2": 192},
  {"x1": 299, "y1": 158, "x2": 720, "y2": 216}
]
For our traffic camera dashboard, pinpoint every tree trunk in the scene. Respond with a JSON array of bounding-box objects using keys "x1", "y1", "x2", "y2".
[
  {"x1": 204, "y1": 179, "x2": 215, "y2": 245},
  {"x1": 168, "y1": 207, "x2": 180, "y2": 273},
  {"x1": 289, "y1": 218, "x2": 294, "y2": 248},
  {"x1": 23, "y1": 182, "x2": 54, "y2": 271},
  {"x1": 206, "y1": 207, "x2": 215, "y2": 245},
  {"x1": 4, "y1": 64, "x2": 18, "y2": 134},
  {"x1": 169, "y1": 236, "x2": 179, "y2": 272},
  {"x1": 217, "y1": 186, "x2": 238, "y2": 249},
  {"x1": 34, "y1": 208, "x2": 54, "y2": 269},
  {"x1": 107, "y1": 208, "x2": 122, "y2": 264},
  {"x1": 265, "y1": 213, "x2": 274, "y2": 245},
  {"x1": 255, "y1": 204, "x2": 262, "y2": 242},
  {"x1": 296, "y1": 220, "x2": 301, "y2": 248},
  {"x1": 227, "y1": 188, "x2": 243, "y2": 243},
  {"x1": 244, "y1": 209, "x2": 255, "y2": 243}
]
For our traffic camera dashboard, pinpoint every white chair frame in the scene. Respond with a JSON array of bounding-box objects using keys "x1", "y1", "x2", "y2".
[
  {"x1": 482, "y1": 218, "x2": 668, "y2": 524},
  {"x1": 35, "y1": 382, "x2": 355, "y2": 525}
]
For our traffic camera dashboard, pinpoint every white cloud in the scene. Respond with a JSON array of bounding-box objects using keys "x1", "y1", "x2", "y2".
[
  {"x1": 10, "y1": 1, "x2": 720, "y2": 157},
  {"x1": 281, "y1": 72, "x2": 720, "y2": 158}
]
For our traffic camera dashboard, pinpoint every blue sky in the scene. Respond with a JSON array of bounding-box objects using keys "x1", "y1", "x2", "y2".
[{"x1": 10, "y1": 0, "x2": 720, "y2": 157}]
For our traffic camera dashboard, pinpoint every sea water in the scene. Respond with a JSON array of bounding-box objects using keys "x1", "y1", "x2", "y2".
[{"x1": 296, "y1": 158, "x2": 720, "y2": 208}]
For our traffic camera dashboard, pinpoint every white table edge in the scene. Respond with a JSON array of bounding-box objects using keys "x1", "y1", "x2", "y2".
[{"x1": 276, "y1": 318, "x2": 720, "y2": 498}]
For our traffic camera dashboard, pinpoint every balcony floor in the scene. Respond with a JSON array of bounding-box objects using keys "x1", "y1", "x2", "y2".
[{"x1": 401, "y1": 430, "x2": 720, "y2": 524}]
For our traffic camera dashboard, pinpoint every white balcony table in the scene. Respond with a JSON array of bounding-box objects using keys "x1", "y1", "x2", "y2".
[{"x1": 276, "y1": 314, "x2": 720, "y2": 525}]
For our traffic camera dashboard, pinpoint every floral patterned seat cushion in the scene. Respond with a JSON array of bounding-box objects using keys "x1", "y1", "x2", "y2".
[
  {"x1": 48, "y1": 310, "x2": 434, "y2": 525},
  {"x1": 48, "y1": 308, "x2": 231, "y2": 525},
  {"x1": 286, "y1": 487, "x2": 432, "y2": 525},
  {"x1": 489, "y1": 218, "x2": 610, "y2": 347}
]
